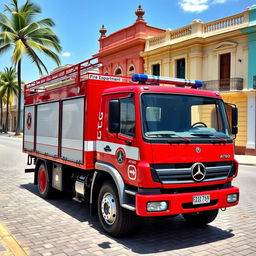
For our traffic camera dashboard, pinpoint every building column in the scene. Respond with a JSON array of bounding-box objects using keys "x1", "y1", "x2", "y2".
[
  {"x1": 189, "y1": 46, "x2": 203, "y2": 80},
  {"x1": 246, "y1": 94, "x2": 256, "y2": 149},
  {"x1": 162, "y1": 56, "x2": 171, "y2": 77}
]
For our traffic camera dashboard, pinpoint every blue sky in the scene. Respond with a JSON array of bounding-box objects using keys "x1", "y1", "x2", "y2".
[{"x1": 0, "y1": 0, "x2": 255, "y2": 83}]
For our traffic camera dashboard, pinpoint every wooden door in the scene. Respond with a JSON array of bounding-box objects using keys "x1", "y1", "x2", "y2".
[{"x1": 219, "y1": 53, "x2": 231, "y2": 90}]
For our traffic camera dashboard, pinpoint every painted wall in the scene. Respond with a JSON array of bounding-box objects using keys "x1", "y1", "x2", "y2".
[
  {"x1": 97, "y1": 9, "x2": 165, "y2": 77},
  {"x1": 242, "y1": 6, "x2": 256, "y2": 89},
  {"x1": 222, "y1": 94, "x2": 248, "y2": 149},
  {"x1": 143, "y1": 36, "x2": 248, "y2": 88}
]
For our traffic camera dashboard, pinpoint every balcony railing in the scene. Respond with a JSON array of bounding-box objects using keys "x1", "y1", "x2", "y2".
[
  {"x1": 203, "y1": 78, "x2": 243, "y2": 91},
  {"x1": 145, "y1": 10, "x2": 249, "y2": 51}
]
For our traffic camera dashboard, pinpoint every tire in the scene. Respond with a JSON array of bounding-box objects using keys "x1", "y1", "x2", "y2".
[
  {"x1": 37, "y1": 162, "x2": 54, "y2": 199},
  {"x1": 98, "y1": 180, "x2": 135, "y2": 237},
  {"x1": 182, "y1": 209, "x2": 219, "y2": 226}
]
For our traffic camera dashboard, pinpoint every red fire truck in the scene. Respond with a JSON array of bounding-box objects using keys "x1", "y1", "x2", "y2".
[{"x1": 23, "y1": 57, "x2": 239, "y2": 237}]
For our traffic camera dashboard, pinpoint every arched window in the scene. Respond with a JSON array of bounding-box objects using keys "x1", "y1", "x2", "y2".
[
  {"x1": 128, "y1": 65, "x2": 135, "y2": 74},
  {"x1": 115, "y1": 67, "x2": 122, "y2": 76}
]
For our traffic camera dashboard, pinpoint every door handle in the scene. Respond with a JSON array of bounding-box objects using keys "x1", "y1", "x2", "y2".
[{"x1": 104, "y1": 145, "x2": 112, "y2": 152}]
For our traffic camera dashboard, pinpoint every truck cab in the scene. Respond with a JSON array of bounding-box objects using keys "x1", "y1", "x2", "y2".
[{"x1": 94, "y1": 76, "x2": 239, "y2": 235}]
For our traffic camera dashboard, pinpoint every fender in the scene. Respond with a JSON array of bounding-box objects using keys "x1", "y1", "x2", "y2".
[{"x1": 91, "y1": 161, "x2": 134, "y2": 211}]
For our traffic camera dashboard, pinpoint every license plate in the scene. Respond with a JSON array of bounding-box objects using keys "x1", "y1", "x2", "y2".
[{"x1": 193, "y1": 195, "x2": 210, "y2": 205}]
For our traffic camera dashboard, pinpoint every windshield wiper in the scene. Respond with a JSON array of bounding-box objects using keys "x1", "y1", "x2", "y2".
[
  {"x1": 146, "y1": 132, "x2": 191, "y2": 143},
  {"x1": 191, "y1": 133, "x2": 228, "y2": 143},
  {"x1": 168, "y1": 134, "x2": 191, "y2": 142}
]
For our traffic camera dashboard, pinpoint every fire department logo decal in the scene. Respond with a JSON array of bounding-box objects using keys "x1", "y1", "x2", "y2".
[
  {"x1": 116, "y1": 148, "x2": 125, "y2": 164},
  {"x1": 26, "y1": 112, "x2": 32, "y2": 130}
]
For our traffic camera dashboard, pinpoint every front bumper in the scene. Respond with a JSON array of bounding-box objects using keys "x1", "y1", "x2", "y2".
[{"x1": 136, "y1": 186, "x2": 239, "y2": 216}]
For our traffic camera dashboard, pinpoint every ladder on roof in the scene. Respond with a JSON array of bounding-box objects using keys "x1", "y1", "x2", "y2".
[{"x1": 25, "y1": 57, "x2": 101, "y2": 94}]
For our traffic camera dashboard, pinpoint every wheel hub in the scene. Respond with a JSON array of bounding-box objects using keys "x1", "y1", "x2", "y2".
[
  {"x1": 39, "y1": 169, "x2": 46, "y2": 192},
  {"x1": 101, "y1": 192, "x2": 117, "y2": 225}
]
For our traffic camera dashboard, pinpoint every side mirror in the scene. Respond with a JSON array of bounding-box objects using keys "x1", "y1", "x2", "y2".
[
  {"x1": 231, "y1": 107, "x2": 238, "y2": 135},
  {"x1": 225, "y1": 103, "x2": 238, "y2": 135},
  {"x1": 109, "y1": 99, "x2": 120, "y2": 133}
]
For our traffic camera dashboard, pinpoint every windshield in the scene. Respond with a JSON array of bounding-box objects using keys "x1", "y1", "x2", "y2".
[{"x1": 141, "y1": 93, "x2": 232, "y2": 143}]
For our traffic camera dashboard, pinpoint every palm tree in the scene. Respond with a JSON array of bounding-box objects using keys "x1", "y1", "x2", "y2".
[
  {"x1": 0, "y1": 76, "x2": 3, "y2": 129},
  {"x1": 0, "y1": 67, "x2": 18, "y2": 133},
  {"x1": 0, "y1": 85, "x2": 6, "y2": 131},
  {"x1": 0, "y1": 87, "x2": 8, "y2": 131},
  {"x1": 0, "y1": 0, "x2": 62, "y2": 135}
]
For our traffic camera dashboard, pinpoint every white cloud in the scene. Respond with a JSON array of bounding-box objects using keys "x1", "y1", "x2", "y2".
[
  {"x1": 179, "y1": 0, "x2": 209, "y2": 13},
  {"x1": 212, "y1": 0, "x2": 228, "y2": 3},
  {"x1": 179, "y1": 0, "x2": 228, "y2": 13},
  {"x1": 62, "y1": 52, "x2": 71, "y2": 57}
]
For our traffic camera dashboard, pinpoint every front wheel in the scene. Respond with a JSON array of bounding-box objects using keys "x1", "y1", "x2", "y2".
[
  {"x1": 98, "y1": 180, "x2": 135, "y2": 237},
  {"x1": 182, "y1": 209, "x2": 219, "y2": 226}
]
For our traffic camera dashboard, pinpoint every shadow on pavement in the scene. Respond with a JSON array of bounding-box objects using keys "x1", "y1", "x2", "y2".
[{"x1": 21, "y1": 183, "x2": 234, "y2": 254}]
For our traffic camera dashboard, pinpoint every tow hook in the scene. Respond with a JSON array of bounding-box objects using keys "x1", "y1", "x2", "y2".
[{"x1": 221, "y1": 208, "x2": 226, "y2": 211}]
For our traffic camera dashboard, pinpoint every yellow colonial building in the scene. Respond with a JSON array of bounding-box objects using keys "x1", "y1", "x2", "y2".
[{"x1": 142, "y1": 7, "x2": 256, "y2": 155}]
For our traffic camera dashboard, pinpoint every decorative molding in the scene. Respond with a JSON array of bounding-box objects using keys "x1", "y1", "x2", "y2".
[{"x1": 214, "y1": 41, "x2": 238, "y2": 51}]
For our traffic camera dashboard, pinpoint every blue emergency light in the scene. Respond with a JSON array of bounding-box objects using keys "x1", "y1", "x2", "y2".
[{"x1": 132, "y1": 74, "x2": 204, "y2": 88}]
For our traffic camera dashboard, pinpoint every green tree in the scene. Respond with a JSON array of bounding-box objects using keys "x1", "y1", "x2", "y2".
[
  {"x1": 0, "y1": 0, "x2": 62, "y2": 135},
  {"x1": 0, "y1": 85, "x2": 7, "y2": 131},
  {"x1": 0, "y1": 67, "x2": 18, "y2": 133}
]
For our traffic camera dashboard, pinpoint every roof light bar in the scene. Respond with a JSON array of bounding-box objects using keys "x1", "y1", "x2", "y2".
[{"x1": 132, "y1": 74, "x2": 204, "y2": 88}]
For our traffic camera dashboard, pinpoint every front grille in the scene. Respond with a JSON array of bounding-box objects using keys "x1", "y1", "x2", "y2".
[{"x1": 151, "y1": 161, "x2": 233, "y2": 185}]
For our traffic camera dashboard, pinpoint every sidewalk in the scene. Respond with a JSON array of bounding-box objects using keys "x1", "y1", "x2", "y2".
[
  {"x1": 0, "y1": 132, "x2": 22, "y2": 138},
  {"x1": 235, "y1": 154, "x2": 256, "y2": 166}
]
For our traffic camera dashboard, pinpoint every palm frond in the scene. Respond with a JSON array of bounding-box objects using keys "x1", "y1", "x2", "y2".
[
  {"x1": 25, "y1": 46, "x2": 48, "y2": 75},
  {"x1": 12, "y1": 39, "x2": 26, "y2": 63},
  {"x1": 21, "y1": 0, "x2": 42, "y2": 24},
  {"x1": 39, "y1": 45, "x2": 61, "y2": 66},
  {"x1": 18, "y1": 22, "x2": 39, "y2": 37},
  {"x1": 0, "y1": 13, "x2": 16, "y2": 33},
  {"x1": 30, "y1": 37, "x2": 62, "y2": 52},
  {"x1": 0, "y1": 44, "x2": 12, "y2": 55},
  {"x1": 4, "y1": 4, "x2": 14, "y2": 13},
  {"x1": 0, "y1": 31, "x2": 16, "y2": 43},
  {"x1": 37, "y1": 18, "x2": 55, "y2": 27},
  {"x1": 21, "y1": 0, "x2": 41, "y2": 14},
  {"x1": 6, "y1": 0, "x2": 19, "y2": 12},
  {"x1": 12, "y1": 12, "x2": 27, "y2": 31}
]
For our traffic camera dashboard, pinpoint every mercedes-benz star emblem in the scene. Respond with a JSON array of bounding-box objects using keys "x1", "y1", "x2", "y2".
[{"x1": 191, "y1": 162, "x2": 206, "y2": 182}]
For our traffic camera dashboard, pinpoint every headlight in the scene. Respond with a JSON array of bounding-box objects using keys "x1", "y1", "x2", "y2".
[
  {"x1": 227, "y1": 193, "x2": 238, "y2": 203},
  {"x1": 147, "y1": 201, "x2": 168, "y2": 212}
]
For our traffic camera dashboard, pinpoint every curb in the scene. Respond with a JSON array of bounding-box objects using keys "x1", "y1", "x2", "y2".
[
  {"x1": 238, "y1": 163, "x2": 256, "y2": 166},
  {"x1": 0, "y1": 223, "x2": 28, "y2": 256}
]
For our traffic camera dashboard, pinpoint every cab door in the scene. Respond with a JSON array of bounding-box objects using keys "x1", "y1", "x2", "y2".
[{"x1": 96, "y1": 93, "x2": 140, "y2": 185}]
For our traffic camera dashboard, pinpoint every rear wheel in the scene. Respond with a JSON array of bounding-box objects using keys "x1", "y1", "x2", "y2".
[
  {"x1": 37, "y1": 162, "x2": 54, "y2": 198},
  {"x1": 182, "y1": 209, "x2": 218, "y2": 226},
  {"x1": 98, "y1": 180, "x2": 135, "y2": 237}
]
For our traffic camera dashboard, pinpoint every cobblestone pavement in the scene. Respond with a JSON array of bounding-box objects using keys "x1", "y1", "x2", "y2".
[{"x1": 0, "y1": 135, "x2": 256, "y2": 256}]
